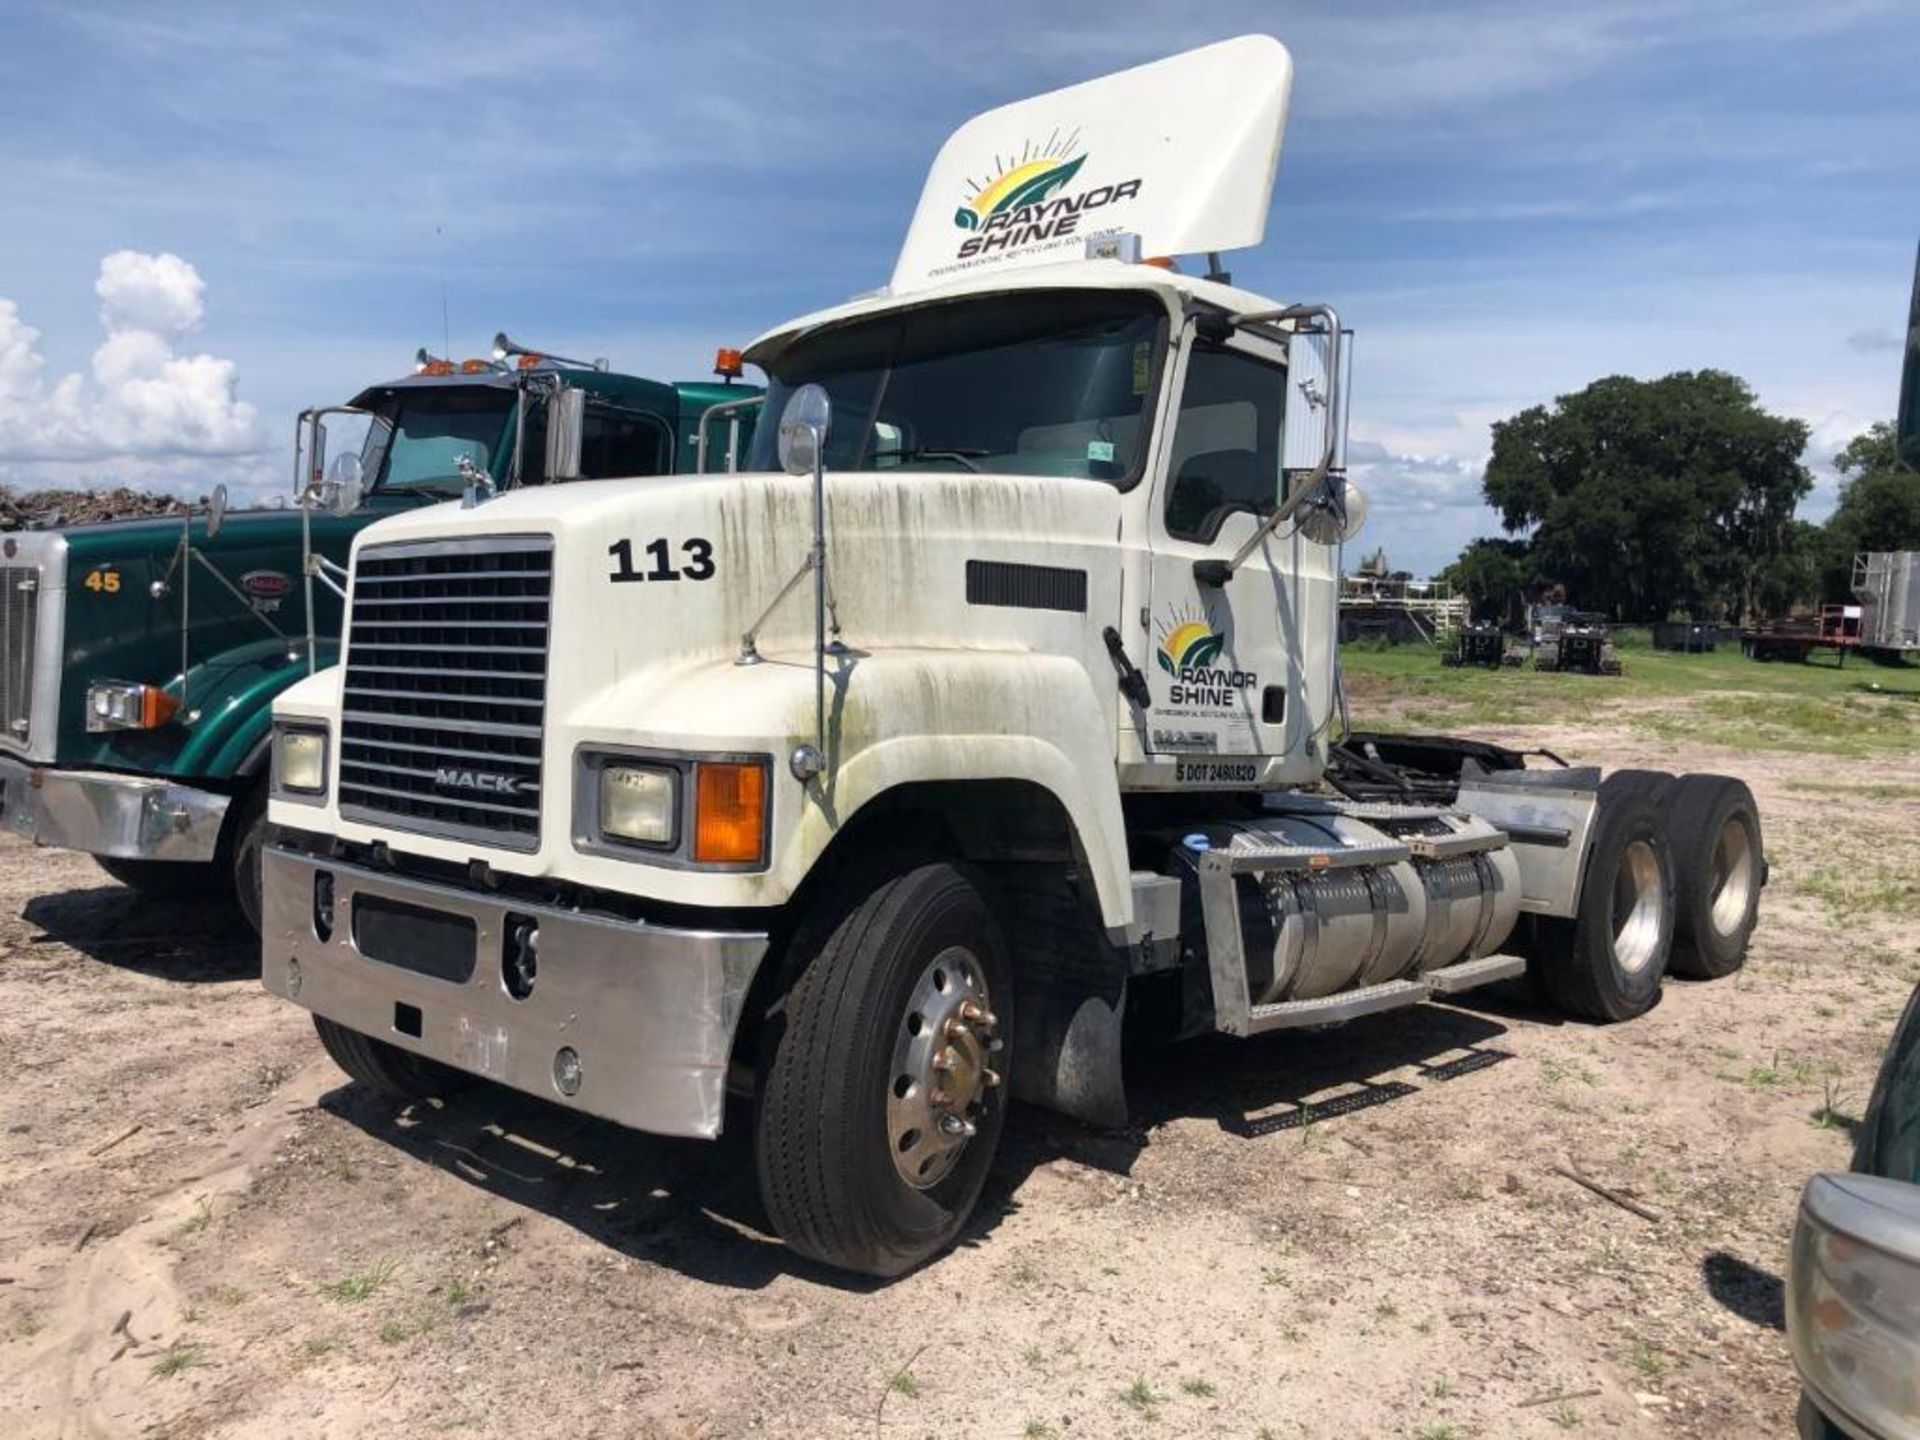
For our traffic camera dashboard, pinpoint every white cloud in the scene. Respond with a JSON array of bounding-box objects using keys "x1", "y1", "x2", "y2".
[
  {"x1": 95, "y1": 249, "x2": 205, "y2": 335},
  {"x1": 0, "y1": 251, "x2": 258, "y2": 464}
]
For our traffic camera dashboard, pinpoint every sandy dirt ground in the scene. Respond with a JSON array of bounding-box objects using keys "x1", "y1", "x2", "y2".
[{"x1": 1, "y1": 706, "x2": 1914, "y2": 1439}]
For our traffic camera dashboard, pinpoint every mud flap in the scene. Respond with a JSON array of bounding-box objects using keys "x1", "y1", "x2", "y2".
[
  {"x1": 998, "y1": 870, "x2": 1129, "y2": 1130},
  {"x1": 1011, "y1": 974, "x2": 1128, "y2": 1129}
]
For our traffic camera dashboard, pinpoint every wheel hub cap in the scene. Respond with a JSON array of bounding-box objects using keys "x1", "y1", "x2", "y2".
[
  {"x1": 886, "y1": 946, "x2": 1000, "y2": 1190},
  {"x1": 1708, "y1": 818, "x2": 1755, "y2": 937},
  {"x1": 1612, "y1": 837, "x2": 1665, "y2": 974}
]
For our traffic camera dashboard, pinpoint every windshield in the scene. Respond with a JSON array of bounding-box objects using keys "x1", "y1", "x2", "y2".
[
  {"x1": 369, "y1": 390, "x2": 515, "y2": 493},
  {"x1": 747, "y1": 289, "x2": 1166, "y2": 485}
]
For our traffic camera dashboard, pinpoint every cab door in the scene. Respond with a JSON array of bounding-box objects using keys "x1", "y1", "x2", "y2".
[{"x1": 1139, "y1": 324, "x2": 1337, "y2": 780}]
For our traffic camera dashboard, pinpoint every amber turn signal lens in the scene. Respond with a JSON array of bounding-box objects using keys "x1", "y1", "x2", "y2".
[{"x1": 693, "y1": 761, "x2": 766, "y2": 865}]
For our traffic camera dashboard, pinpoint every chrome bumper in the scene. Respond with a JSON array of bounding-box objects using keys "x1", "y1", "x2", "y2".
[
  {"x1": 260, "y1": 844, "x2": 769, "y2": 1140},
  {"x1": 0, "y1": 755, "x2": 230, "y2": 862}
]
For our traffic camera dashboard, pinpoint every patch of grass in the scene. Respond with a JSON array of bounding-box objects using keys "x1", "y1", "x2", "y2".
[
  {"x1": 1022, "y1": 1423, "x2": 1058, "y2": 1440},
  {"x1": 888, "y1": 1370, "x2": 920, "y2": 1400},
  {"x1": 1629, "y1": 1338, "x2": 1670, "y2": 1383},
  {"x1": 150, "y1": 1340, "x2": 207, "y2": 1379},
  {"x1": 1120, "y1": 1377, "x2": 1163, "y2": 1418},
  {"x1": 1430, "y1": 1378, "x2": 1456, "y2": 1399},
  {"x1": 1801, "y1": 863, "x2": 1920, "y2": 922},
  {"x1": 1813, "y1": 1077, "x2": 1855, "y2": 1132},
  {"x1": 298, "y1": 1334, "x2": 336, "y2": 1361},
  {"x1": 1549, "y1": 1401, "x2": 1582, "y2": 1429},
  {"x1": 1021, "y1": 1344, "x2": 1046, "y2": 1370},
  {"x1": 1784, "y1": 779, "x2": 1920, "y2": 802},
  {"x1": 176, "y1": 1196, "x2": 214, "y2": 1237},
  {"x1": 1261, "y1": 1264, "x2": 1294, "y2": 1289},
  {"x1": 440, "y1": 1277, "x2": 475, "y2": 1308},
  {"x1": 1341, "y1": 640, "x2": 1920, "y2": 757},
  {"x1": 318, "y1": 1260, "x2": 397, "y2": 1303},
  {"x1": 1375, "y1": 1301, "x2": 1400, "y2": 1323},
  {"x1": 1412, "y1": 1426, "x2": 1463, "y2": 1440},
  {"x1": 1180, "y1": 1376, "x2": 1216, "y2": 1398}
]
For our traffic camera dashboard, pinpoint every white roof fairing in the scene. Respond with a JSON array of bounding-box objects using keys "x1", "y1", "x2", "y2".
[{"x1": 889, "y1": 35, "x2": 1293, "y2": 295}]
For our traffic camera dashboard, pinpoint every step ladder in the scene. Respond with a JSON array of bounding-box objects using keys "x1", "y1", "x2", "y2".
[{"x1": 1196, "y1": 836, "x2": 1526, "y2": 1037}]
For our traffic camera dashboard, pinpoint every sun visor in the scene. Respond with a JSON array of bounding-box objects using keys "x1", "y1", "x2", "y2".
[{"x1": 889, "y1": 35, "x2": 1293, "y2": 295}]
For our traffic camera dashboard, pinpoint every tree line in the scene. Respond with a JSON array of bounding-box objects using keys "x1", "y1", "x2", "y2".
[{"x1": 1440, "y1": 370, "x2": 1920, "y2": 625}]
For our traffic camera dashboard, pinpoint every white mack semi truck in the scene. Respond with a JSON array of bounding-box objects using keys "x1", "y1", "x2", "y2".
[{"x1": 260, "y1": 37, "x2": 1765, "y2": 1276}]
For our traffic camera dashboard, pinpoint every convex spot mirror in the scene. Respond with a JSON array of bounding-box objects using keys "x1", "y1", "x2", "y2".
[
  {"x1": 324, "y1": 452, "x2": 365, "y2": 517},
  {"x1": 777, "y1": 384, "x2": 832, "y2": 476},
  {"x1": 206, "y1": 483, "x2": 229, "y2": 539},
  {"x1": 1297, "y1": 474, "x2": 1369, "y2": 546}
]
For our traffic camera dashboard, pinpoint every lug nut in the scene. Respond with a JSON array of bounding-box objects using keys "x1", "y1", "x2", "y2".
[
  {"x1": 960, "y1": 1001, "x2": 997, "y2": 1028},
  {"x1": 929, "y1": 1087, "x2": 951, "y2": 1108},
  {"x1": 939, "y1": 1114, "x2": 977, "y2": 1138},
  {"x1": 944, "y1": 1018, "x2": 970, "y2": 1041},
  {"x1": 982, "y1": 1067, "x2": 1002, "y2": 1088},
  {"x1": 932, "y1": 1047, "x2": 957, "y2": 1073}
]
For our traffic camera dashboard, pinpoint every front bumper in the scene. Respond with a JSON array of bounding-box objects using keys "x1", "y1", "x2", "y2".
[
  {"x1": 0, "y1": 754, "x2": 230, "y2": 862},
  {"x1": 260, "y1": 843, "x2": 769, "y2": 1140}
]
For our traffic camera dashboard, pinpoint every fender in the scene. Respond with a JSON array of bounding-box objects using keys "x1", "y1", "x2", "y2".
[{"x1": 169, "y1": 636, "x2": 342, "y2": 782}]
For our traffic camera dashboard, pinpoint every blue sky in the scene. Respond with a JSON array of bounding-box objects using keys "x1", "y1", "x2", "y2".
[{"x1": 0, "y1": 0, "x2": 1914, "y2": 574}]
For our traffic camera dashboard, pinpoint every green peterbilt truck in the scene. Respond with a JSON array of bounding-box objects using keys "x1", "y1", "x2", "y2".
[{"x1": 0, "y1": 339, "x2": 757, "y2": 930}]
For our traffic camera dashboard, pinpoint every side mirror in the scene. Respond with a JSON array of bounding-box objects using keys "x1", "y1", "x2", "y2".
[
  {"x1": 777, "y1": 383, "x2": 832, "y2": 476},
  {"x1": 545, "y1": 386, "x2": 586, "y2": 482},
  {"x1": 1899, "y1": 241, "x2": 1920, "y2": 471},
  {"x1": 324, "y1": 452, "x2": 364, "y2": 517},
  {"x1": 1297, "y1": 474, "x2": 1369, "y2": 545},
  {"x1": 206, "y1": 483, "x2": 229, "y2": 539}
]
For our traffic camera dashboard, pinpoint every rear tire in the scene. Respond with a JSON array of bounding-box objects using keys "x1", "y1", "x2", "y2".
[
  {"x1": 1536, "y1": 771, "x2": 1676, "y2": 1022},
  {"x1": 313, "y1": 1015, "x2": 471, "y2": 1103},
  {"x1": 1666, "y1": 774, "x2": 1763, "y2": 979},
  {"x1": 755, "y1": 862, "x2": 1012, "y2": 1278}
]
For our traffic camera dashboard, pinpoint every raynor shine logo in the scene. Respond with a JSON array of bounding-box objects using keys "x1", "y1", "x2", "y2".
[
  {"x1": 950, "y1": 131, "x2": 1142, "y2": 262},
  {"x1": 434, "y1": 767, "x2": 522, "y2": 797},
  {"x1": 1155, "y1": 604, "x2": 1256, "y2": 710}
]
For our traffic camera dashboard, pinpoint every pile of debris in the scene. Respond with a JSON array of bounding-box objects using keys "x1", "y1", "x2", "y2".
[{"x1": 0, "y1": 485, "x2": 190, "y2": 531}]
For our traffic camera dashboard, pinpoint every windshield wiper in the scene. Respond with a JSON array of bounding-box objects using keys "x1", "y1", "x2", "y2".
[
  {"x1": 875, "y1": 444, "x2": 988, "y2": 473},
  {"x1": 403, "y1": 483, "x2": 467, "y2": 500}
]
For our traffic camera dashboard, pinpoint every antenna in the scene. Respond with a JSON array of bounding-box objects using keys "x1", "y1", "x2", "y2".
[{"x1": 436, "y1": 224, "x2": 450, "y2": 360}]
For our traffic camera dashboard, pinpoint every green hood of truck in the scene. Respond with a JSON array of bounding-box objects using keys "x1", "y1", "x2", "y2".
[{"x1": 40, "y1": 500, "x2": 409, "y2": 782}]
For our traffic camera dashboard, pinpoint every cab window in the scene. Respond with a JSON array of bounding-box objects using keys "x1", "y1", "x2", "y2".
[
  {"x1": 581, "y1": 405, "x2": 672, "y2": 479},
  {"x1": 1164, "y1": 346, "x2": 1286, "y2": 543}
]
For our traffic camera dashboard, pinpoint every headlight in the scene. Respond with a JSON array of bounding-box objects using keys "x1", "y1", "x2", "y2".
[
  {"x1": 598, "y1": 764, "x2": 676, "y2": 846},
  {"x1": 1789, "y1": 1172, "x2": 1920, "y2": 1440},
  {"x1": 274, "y1": 726, "x2": 329, "y2": 796},
  {"x1": 86, "y1": 681, "x2": 179, "y2": 733}
]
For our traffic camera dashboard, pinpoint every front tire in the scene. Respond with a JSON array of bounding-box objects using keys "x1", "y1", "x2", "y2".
[
  {"x1": 1536, "y1": 772, "x2": 1676, "y2": 1021},
  {"x1": 755, "y1": 862, "x2": 1012, "y2": 1278},
  {"x1": 228, "y1": 785, "x2": 267, "y2": 935},
  {"x1": 95, "y1": 855, "x2": 222, "y2": 899},
  {"x1": 313, "y1": 1016, "x2": 471, "y2": 1103}
]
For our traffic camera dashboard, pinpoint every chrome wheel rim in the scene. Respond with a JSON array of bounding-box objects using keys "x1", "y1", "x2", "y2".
[
  {"x1": 1612, "y1": 838, "x2": 1665, "y2": 975},
  {"x1": 1708, "y1": 818, "x2": 1756, "y2": 937},
  {"x1": 885, "y1": 945, "x2": 999, "y2": 1190}
]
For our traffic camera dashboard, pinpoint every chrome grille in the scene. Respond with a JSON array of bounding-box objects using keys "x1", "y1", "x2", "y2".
[
  {"x1": 338, "y1": 537, "x2": 552, "y2": 851},
  {"x1": 0, "y1": 564, "x2": 40, "y2": 749}
]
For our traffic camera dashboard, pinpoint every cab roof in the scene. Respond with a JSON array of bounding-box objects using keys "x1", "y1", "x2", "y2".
[{"x1": 742, "y1": 257, "x2": 1291, "y2": 370}]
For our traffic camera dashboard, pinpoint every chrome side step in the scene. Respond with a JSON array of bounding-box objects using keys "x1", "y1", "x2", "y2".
[{"x1": 1224, "y1": 953, "x2": 1527, "y2": 1036}]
